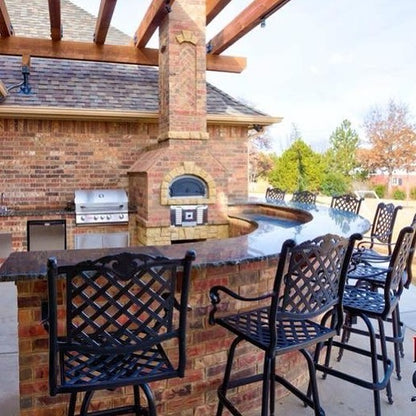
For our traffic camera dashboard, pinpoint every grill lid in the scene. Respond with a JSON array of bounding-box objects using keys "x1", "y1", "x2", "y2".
[{"x1": 74, "y1": 189, "x2": 128, "y2": 224}]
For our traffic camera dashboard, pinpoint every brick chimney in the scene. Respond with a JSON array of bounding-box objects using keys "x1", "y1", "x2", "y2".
[{"x1": 129, "y1": 0, "x2": 230, "y2": 246}]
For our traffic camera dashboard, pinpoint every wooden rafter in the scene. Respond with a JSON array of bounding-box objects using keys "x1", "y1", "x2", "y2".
[
  {"x1": 94, "y1": 0, "x2": 117, "y2": 45},
  {"x1": 0, "y1": 36, "x2": 246, "y2": 72},
  {"x1": 207, "y1": 0, "x2": 291, "y2": 54},
  {"x1": 134, "y1": 0, "x2": 176, "y2": 49},
  {"x1": 0, "y1": 0, "x2": 13, "y2": 37},
  {"x1": 48, "y1": 0, "x2": 62, "y2": 41},
  {"x1": 206, "y1": 0, "x2": 232, "y2": 25}
]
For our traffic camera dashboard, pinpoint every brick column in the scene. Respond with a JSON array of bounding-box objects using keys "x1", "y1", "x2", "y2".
[{"x1": 158, "y1": 0, "x2": 208, "y2": 141}]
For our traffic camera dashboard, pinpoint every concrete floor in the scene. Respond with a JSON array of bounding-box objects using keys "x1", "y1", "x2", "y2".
[
  {"x1": 275, "y1": 284, "x2": 416, "y2": 415},
  {"x1": 1, "y1": 282, "x2": 415, "y2": 416}
]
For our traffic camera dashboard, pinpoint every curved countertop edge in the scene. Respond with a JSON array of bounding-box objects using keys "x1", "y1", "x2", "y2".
[{"x1": 0, "y1": 201, "x2": 371, "y2": 281}]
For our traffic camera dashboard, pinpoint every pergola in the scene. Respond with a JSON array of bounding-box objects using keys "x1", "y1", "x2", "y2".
[{"x1": 0, "y1": 0, "x2": 291, "y2": 72}]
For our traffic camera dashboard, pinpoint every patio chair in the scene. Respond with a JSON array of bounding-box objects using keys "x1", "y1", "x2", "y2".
[
  {"x1": 209, "y1": 233, "x2": 359, "y2": 416},
  {"x1": 316, "y1": 225, "x2": 415, "y2": 416},
  {"x1": 265, "y1": 187, "x2": 286, "y2": 203},
  {"x1": 291, "y1": 190, "x2": 317, "y2": 205},
  {"x1": 330, "y1": 194, "x2": 363, "y2": 215},
  {"x1": 46, "y1": 250, "x2": 196, "y2": 416}
]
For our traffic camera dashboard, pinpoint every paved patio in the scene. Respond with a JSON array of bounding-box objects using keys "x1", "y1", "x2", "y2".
[{"x1": 0, "y1": 281, "x2": 415, "y2": 415}]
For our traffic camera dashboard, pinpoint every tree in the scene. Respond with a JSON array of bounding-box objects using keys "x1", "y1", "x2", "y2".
[
  {"x1": 326, "y1": 119, "x2": 360, "y2": 177},
  {"x1": 359, "y1": 100, "x2": 416, "y2": 196},
  {"x1": 268, "y1": 139, "x2": 324, "y2": 192},
  {"x1": 248, "y1": 126, "x2": 274, "y2": 182}
]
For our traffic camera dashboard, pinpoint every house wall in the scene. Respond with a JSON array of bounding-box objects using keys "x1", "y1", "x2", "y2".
[{"x1": 0, "y1": 118, "x2": 249, "y2": 250}]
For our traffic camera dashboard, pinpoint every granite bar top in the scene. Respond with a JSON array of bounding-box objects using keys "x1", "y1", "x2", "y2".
[{"x1": 0, "y1": 201, "x2": 371, "y2": 281}]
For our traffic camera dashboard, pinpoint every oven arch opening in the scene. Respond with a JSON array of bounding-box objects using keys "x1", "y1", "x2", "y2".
[{"x1": 169, "y1": 175, "x2": 208, "y2": 198}]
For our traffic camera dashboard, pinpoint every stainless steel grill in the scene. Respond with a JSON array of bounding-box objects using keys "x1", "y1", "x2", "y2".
[{"x1": 74, "y1": 189, "x2": 128, "y2": 225}]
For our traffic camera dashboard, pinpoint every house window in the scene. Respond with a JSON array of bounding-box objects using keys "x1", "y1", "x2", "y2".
[
  {"x1": 169, "y1": 175, "x2": 207, "y2": 198},
  {"x1": 392, "y1": 178, "x2": 402, "y2": 186}
]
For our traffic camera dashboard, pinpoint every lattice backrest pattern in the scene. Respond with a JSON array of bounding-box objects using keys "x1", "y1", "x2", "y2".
[
  {"x1": 331, "y1": 194, "x2": 362, "y2": 214},
  {"x1": 277, "y1": 234, "x2": 352, "y2": 319},
  {"x1": 292, "y1": 190, "x2": 316, "y2": 205},
  {"x1": 371, "y1": 203, "x2": 399, "y2": 244},
  {"x1": 59, "y1": 252, "x2": 192, "y2": 350},
  {"x1": 387, "y1": 225, "x2": 415, "y2": 296},
  {"x1": 265, "y1": 187, "x2": 285, "y2": 202}
]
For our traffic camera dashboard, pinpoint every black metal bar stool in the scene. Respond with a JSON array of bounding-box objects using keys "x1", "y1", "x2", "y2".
[
  {"x1": 46, "y1": 250, "x2": 195, "y2": 416},
  {"x1": 209, "y1": 233, "x2": 359, "y2": 416},
  {"x1": 315, "y1": 225, "x2": 415, "y2": 416},
  {"x1": 345, "y1": 214, "x2": 416, "y2": 379}
]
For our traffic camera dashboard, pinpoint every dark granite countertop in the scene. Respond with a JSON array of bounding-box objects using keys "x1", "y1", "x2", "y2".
[
  {"x1": 0, "y1": 208, "x2": 74, "y2": 217},
  {"x1": 0, "y1": 201, "x2": 371, "y2": 281}
]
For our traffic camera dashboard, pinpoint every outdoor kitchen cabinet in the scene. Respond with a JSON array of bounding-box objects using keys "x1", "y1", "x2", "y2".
[{"x1": 27, "y1": 220, "x2": 67, "y2": 251}]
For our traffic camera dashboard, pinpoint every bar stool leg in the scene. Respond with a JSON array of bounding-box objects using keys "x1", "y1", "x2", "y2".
[{"x1": 216, "y1": 337, "x2": 241, "y2": 416}]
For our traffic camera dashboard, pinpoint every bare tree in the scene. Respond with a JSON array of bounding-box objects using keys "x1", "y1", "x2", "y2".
[
  {"x1": 248, "y1": 126, "x2": 273, "y2": 183},
  {"x1": 358, "y1": 99, "x2": 416, "y2": 196}
]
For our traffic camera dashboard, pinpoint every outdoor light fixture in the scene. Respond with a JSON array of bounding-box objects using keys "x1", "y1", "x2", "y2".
[{"x1": 0, "y1": 55, "x2": 32, "y2": 103}]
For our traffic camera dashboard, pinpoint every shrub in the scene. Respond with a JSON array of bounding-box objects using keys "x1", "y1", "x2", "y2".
[
  {"x1": 410, "y1": 187, "x2": 416, "y2": 200},
  {"x1": 373, "y1": 184, "x2": 386, "y2": 198},
  {"x1": 392, "y1": 188, "x2": 406, "y2": 200},
  {"x1": 320, "y1": 172, "x2": 350, "y2": 196}
]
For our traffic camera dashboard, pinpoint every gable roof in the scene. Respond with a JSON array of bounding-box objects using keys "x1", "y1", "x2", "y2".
[{"x1": 0, "y1": 0, "x2": 280, "y2": 125}]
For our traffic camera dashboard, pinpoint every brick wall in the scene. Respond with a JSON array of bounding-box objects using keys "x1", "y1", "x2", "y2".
[
  {"x1": 16, "y1": 256, "x2": 307, "y2": 416},
  {"x1": 0, "y1": 119, "x2": 249, "y2": 249}
]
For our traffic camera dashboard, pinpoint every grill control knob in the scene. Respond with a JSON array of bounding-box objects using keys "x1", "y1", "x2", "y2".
[
  {"x1": 94, "y1": 215, "x2": 98, "y2": 220},
  {"x1": 106, "y1": 215, "x2": 111, "y2": 220},
  {"x1": 100, "y1": 215, "x2": 105, "y2": 220},
  {"x1": 119, "y1": 214, "x2": 124, "y2": 220},
  {"x1": 80, "y1": 216, "x2": 85, "y2": 221}
]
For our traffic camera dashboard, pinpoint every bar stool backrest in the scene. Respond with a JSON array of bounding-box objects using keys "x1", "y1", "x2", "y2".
[
  {"x1": 270, "y1": 233, "x2": 359, "y2": 335},
  {"x1": 265, "y1": 187, "x2": 285, "y2": 203},
  {"x1": 291, "y1": 190, "x2": 317, "y2": 205},
  {"x1": 403, "y1": 213, "x2": 416, "y2": 289},
  {"x1": 331, "y1": 194, "x2": 362, "y2": 214},
  {"x1": 369, "y1": 202, "x2": 402, "y2": 255},
  {"x1": 383, "y1": 225, "x2": 415, "y2": 316}
]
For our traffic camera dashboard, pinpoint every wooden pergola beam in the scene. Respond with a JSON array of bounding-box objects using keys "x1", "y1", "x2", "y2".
[
  {"x1": 0, "y1": 36, "x2": 246, "y2": 72},
  {"x1": 0, "y1": 0, "x2": 13, "y2": 37},
  {"x1": 48, "y1": 0, "x2": 62, "y2": 41},
  {"x1": 94, "y1": 0, "x2": 117, "y2": 45},
  {"x1": 207, "y1": 0, "x2": 291, "y2": 54},
  {"x1": 134, "y1": 0, "x2": 176, "y2": 49},
  {"x1": 206, "y1": 0, "x2": 232, "y2": 25}
]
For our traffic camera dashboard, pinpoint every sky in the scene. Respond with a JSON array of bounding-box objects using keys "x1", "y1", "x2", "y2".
[{"x1": 72, "y1": 0, "x2": 416, "y2": 154}]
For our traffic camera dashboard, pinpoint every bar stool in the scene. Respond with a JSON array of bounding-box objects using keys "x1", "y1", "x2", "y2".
[
  {"x1": 343, "y1": 215, "x2": 416, "y2": 380},
  {"x1": 46, "y1": 250, "x2": 195, "y2": 416},
  {"x1": 316, "y1": 225, "x2": 415, "y2": 416},
  {"x1": 209, "y1": 233, "x2": 358, "y2": 416}
]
